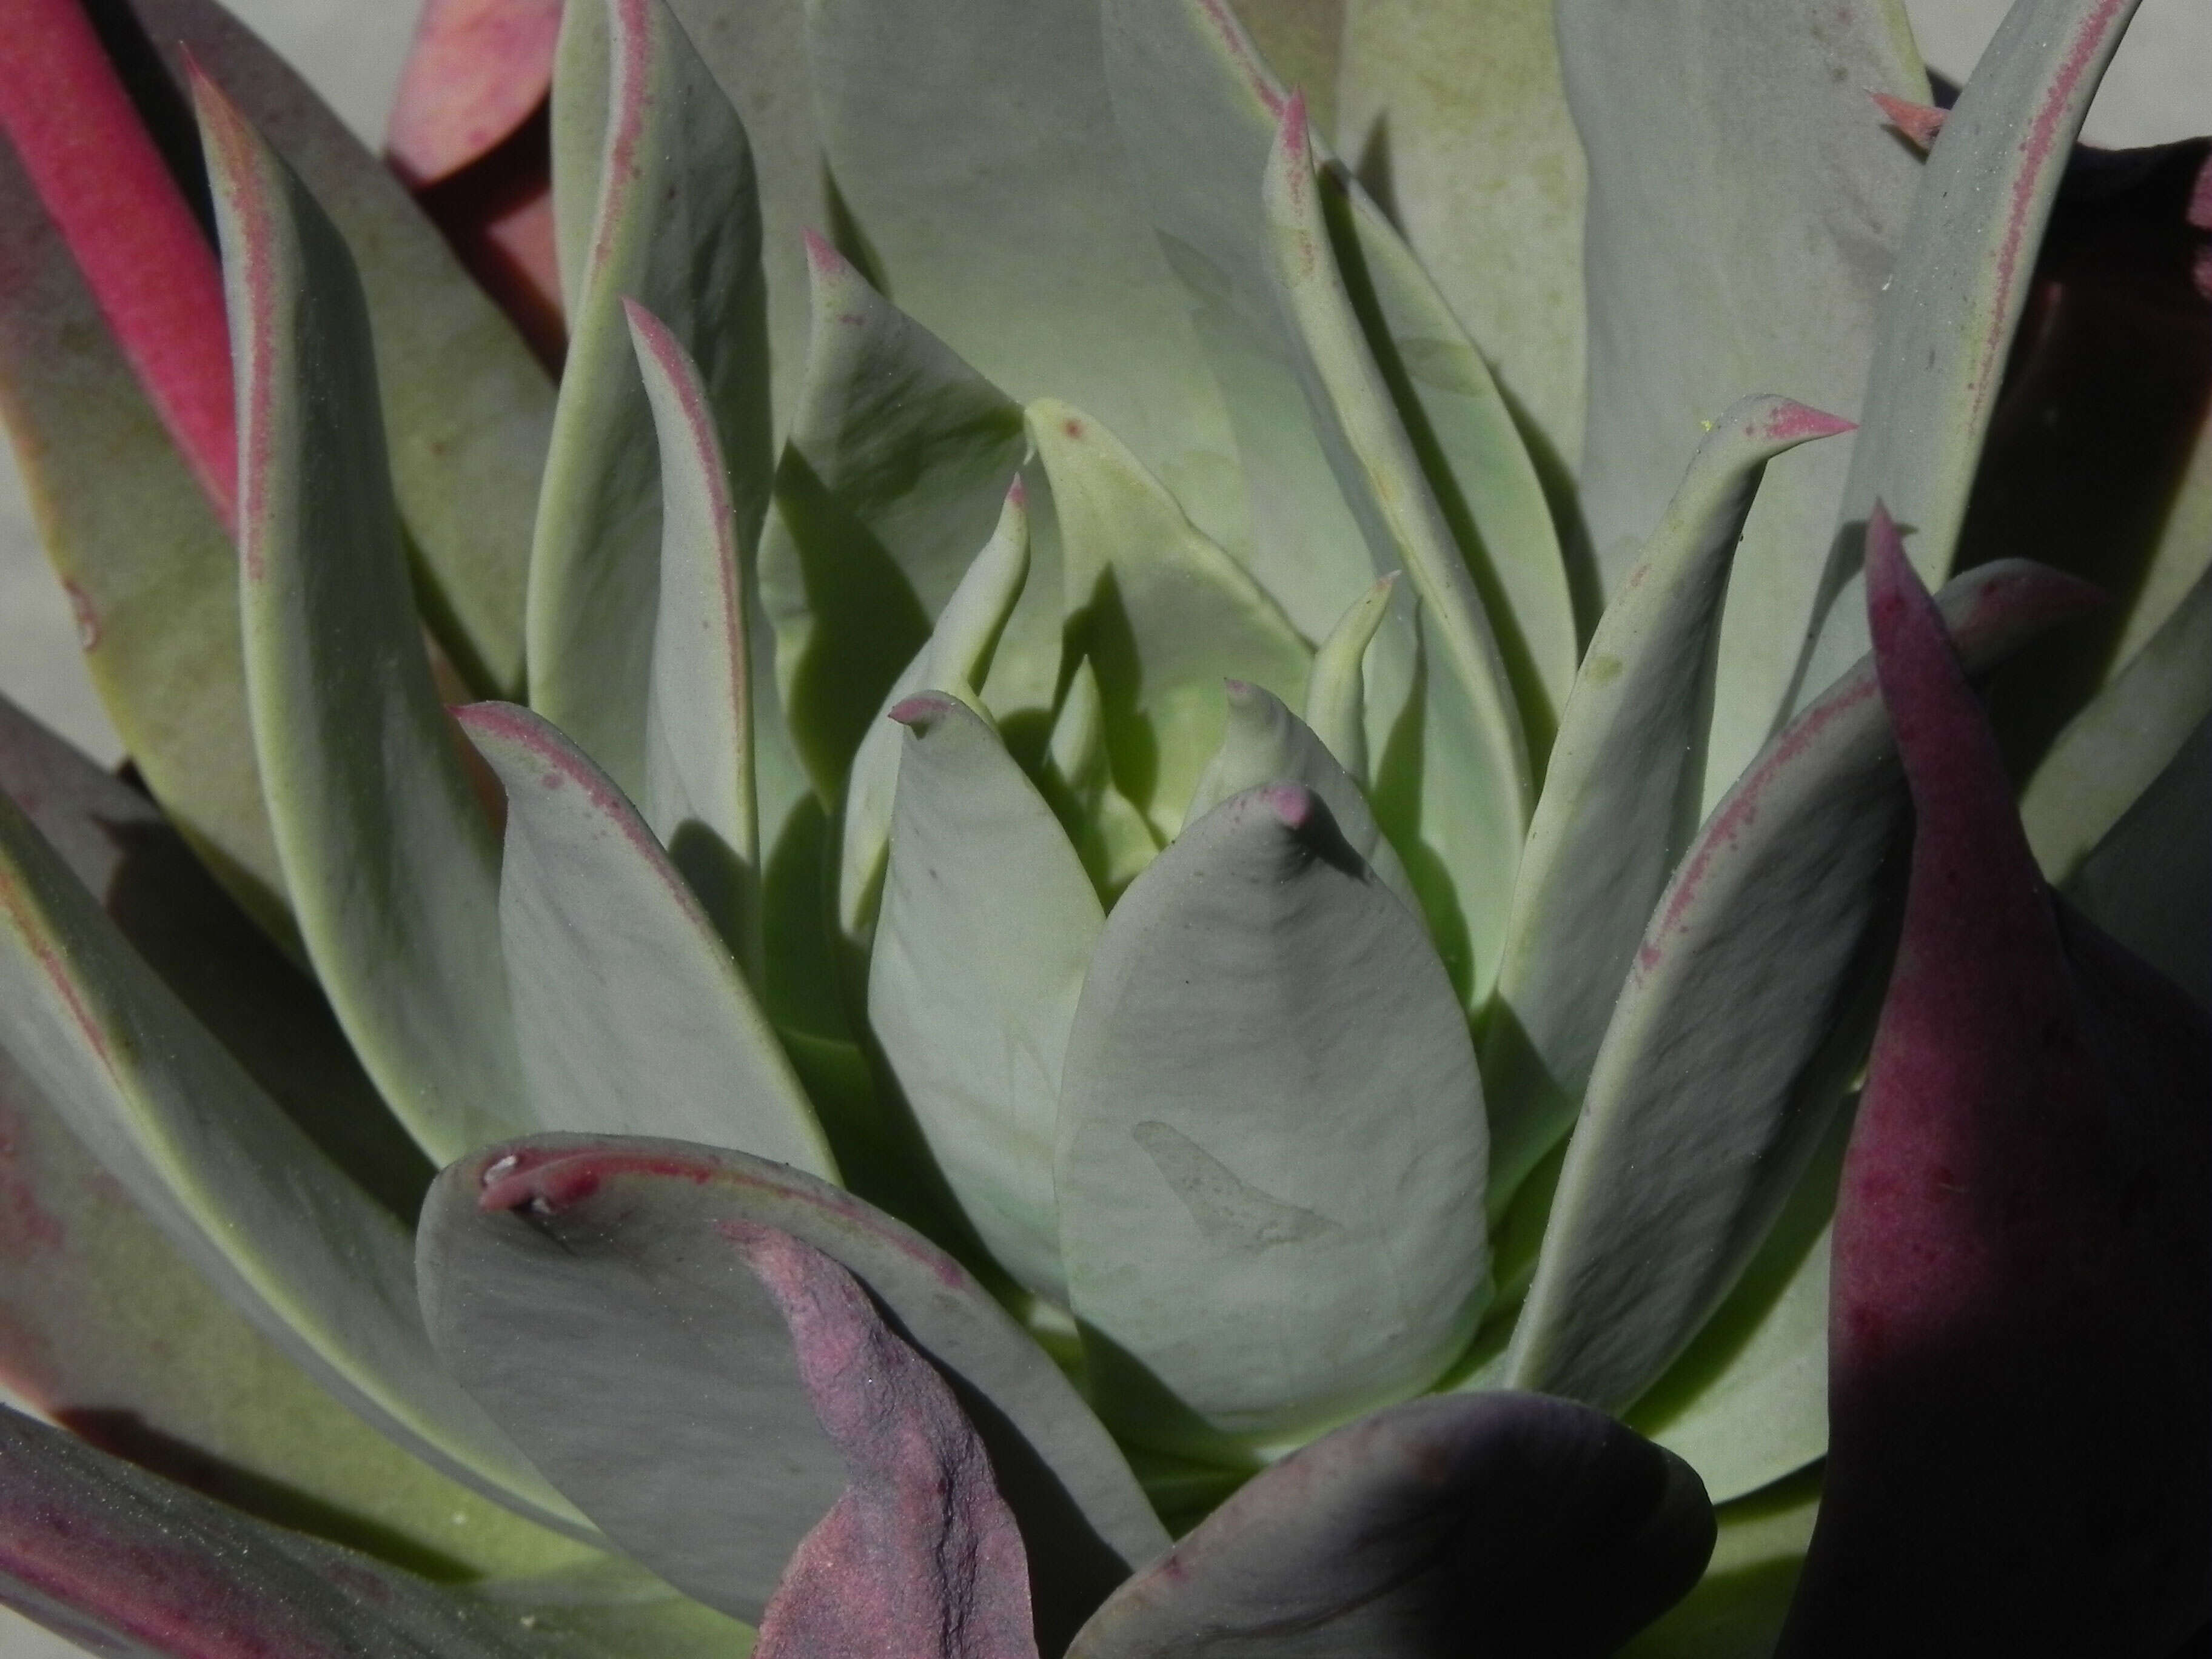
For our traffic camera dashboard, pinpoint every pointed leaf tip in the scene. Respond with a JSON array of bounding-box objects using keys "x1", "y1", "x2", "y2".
[
  {"x1": 1760, "y1": 400, "x2": 1857, "y2": 443},
  {"x1": 1259, "y1": 780, "x2": 1318, "y2": 830},
  {"x1": 1870, "y1": 92, "x2": 1948, "y2": 150},
  {"x1": 802, "y1": 224, "x2": 846, "y2": 275},
  {"x1": 890, "y1": 692, "x2": 962, "y2": 730}
]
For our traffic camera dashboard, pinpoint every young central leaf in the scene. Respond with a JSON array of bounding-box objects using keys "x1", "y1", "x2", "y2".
[{"x1": 1056, "y1": 783, "x2": 1489, "y2": 1450}]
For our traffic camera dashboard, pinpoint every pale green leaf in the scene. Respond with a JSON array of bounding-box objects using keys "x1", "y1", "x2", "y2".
[
  {"x1": 756, "y1": 238, "x2": 1026, "y2": 802},
  {"x1": 1336, "y1": 0, "x2": 1588, "y2": 472},
  {"x1": 805, "y1": 0, "x2": 1252, "y2": 565},
  {"x1": 1302, "y1": 572, "x2": 1395, "y2": 783},
  {"x1": 1557, "y1": 0, "x2": 1926, "y2": 804},
  {"x1": 1798, "y1": 0, "x2": 2143, "y2": 704},
  {"x1": 1035, "y1": 656, "x2": 1165, "y2": 901},
  {"x1": 1057, "y1": 783, "x2": 1489, "y2": 1451},
  {"x1": 201, "y1": 84, "x2": 528, "y2": 1164},
  {"x1": 1028, "y1": 400, "x2": 1310, "y2": 836},
  {"x1": 1626, "y1": 1106, "x2": 1849, "y2": 1504},
  {"x1": 2020, "y1": 561, "x2": 2210, "y2": 886},
  {"x1": 531, "y1": 0, "x2": 770, "y2": 802},
  {"x1": 628, "y1": 301, "x2": 762, "y2": 974},
  {"x1": 151, "y1": 0, "x2": 549, "y2": 697},
  {"x1": 458, "y1": 703, "x2": 836, "y2": 1178},
  {"x1": 869, "y1": 694, "x2": 1102, "y2": 1303},
  {"x1": 837, "y1": 481, "x2": 1031, "y2": 943},
  {"x1": 1506, "y1": 561, "x2": 2096, "y2": 1412},
  {"x1": 1183, "y1": 679, "x2": 1414, "y2": 909},
  {"x1": 1264, "y1": 108, "x2": 1532, "y2": 997},
  {"x1": 2060, "y1": 713, "x2": 2211, "y2": 1008},
  {"x1": 0, "y1": 787, "x2": 583, "y2": 1537},
  {"x1": 1484, "y1": 397, "x2": 1854, "y2": 1210},
  {"x1": 1617, "y1": 1466, "x2": 1820, "y2": 1659},
  {"x1": 420, "y1": 1136, "x2": 1167, "y2": 1637}
]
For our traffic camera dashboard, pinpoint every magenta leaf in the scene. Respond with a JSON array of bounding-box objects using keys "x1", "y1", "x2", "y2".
[
  {"x1": 737, "y1": 1223, "x2": 1039, "y2": 1659},
  {"x1": 1778, "y1": 508, "x2": 2211, "y2": 1655},
  {"x1": 386, "y1": 0, "x2": 562, "y2": 190},
  {"x1": 1067, "y1": 1392, "x2": 1714, "y2": 1658}
]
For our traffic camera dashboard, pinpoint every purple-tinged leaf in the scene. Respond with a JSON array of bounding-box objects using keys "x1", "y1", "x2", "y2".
[
  {"x1": 0, "y1": 1403, "x2": 613, "y2": 1658},
  {"x1": 1067, "y1": 1392, "x2": 1714, "y2": 1658},
  {"x1": 1777, "y1": 508, "x2": 2211, "y2": 1656},
  {"x1": 739, "y1": 1224, "x2": 1037, "y2": 1659},
  {"x1": 420, "y1": 1135, "x2": 1165, "y2": 1647}
]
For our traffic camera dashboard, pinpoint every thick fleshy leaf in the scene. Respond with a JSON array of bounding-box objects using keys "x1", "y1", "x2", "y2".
[
  {"x1": 1779, "y1": 510, "x2": 2211, "y2": 1655},
  {"x1": 1558, "y1": 0, "x2": 1925, "y2": 801},
  {"x1": 1620, "y1": 1468, "x2": 1820, "y2": 1659},
  {"x1": 386, "y1": 0, "x2": 564, "y2": 189},
  {"x1": 2060, "y1": 711, "x2": 2211, "y2": 1007},
  {"x1": 805, "y1": 0, "x2": 1250, "y2": 564},
  {"x1": 1484, "y1": 397, "x2": 1855, "y2": 1210},
  {"x1": 457, "y1": 702, "x2": 836, "y2": 1176},
  {"x1": 0, "y1": 78, "x2": 281, "y2": 936},
  {"x1": 1067, "y1": 1393, "x2": 1714, "y2": 1659},
  {"x1": 1057, "y1": 783, "x2": 1488, "y2": 1449},
  {"x1": 626, "y1": 300, "x2": 761, "y2": 968},
  {"x1": 1103, "y1": 0, "x2": 1577, "y2": 708},
  {"x1": 2018, "y1": 559, "x2": 2209, "y2": 885},
  {"x1": 529, "y1": 0, "x2": 769, "y2": 802},
  {"x1": 1028, "y1": 400, "x2": 1309, "y2": 836},
  {"x1": 0, "y1": 1406, "x2": 614, "y2": 1659},
  {"x1": 155, "y1": 0, "x2": 551, "y2": 697},
  {"x1": 1797, "y1": 0, "x2": 2143, "y2": 700},
  {"x1": 869, "y1": 693, "x2": 1101, "y2": 1303},
  {"x1": 1623, "y1": 1106, "x2": 1849, "y2": 1504},
  {"x1": 741, "y1": 1225, "x2": 1038, "y2": 1659},
  {"x1": 0, "y1": 783, "x2": 580, "y2": 1537},
  {"x1": 756, "y1": 235, "x2": 1027, "y2": 802},
  {"x1": 1301, "y1": 572, "x2": 1395, "y2": 783},
  {"x1": 420, "y1": 1136, "x2": 1168, "y2": 1647},
  {"x1": 0, "y1": 0, "x2": 234, "y2": 518},
  {"x1": 201, "y1": 81, "x2": 528, "y2": 1164},
  {"x1": 0, "y1": 700, "x2": 594, "y2": 1577},
  {"x1": 1506, "y1": 557, "x2": 2100, "y2": 1413},
  {"x1": 839, "y1": 481, "x2": 1031, "y2": 942},
  {"x1": 1034, "y1": 655, "x2": 1164, "y2": 902},
  {"x1": 1182, "y1": 679, "x2": 1413, "y2": 907},
  {"x1": 1261, "y1": 107, "x2": 1541, "y2": 999},
  {"x1": 1335, "y1": 0, "x2": 1589, "y2": 469}
]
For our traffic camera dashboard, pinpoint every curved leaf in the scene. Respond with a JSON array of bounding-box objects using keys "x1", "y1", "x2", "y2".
[
  {"x1": 201, "y1": 81, "x2": 528, "y2": 1164},
  {"x1": 837, "y1": 480, "x2": 1031, "y2": 944},
  {"x1": 457, "y1": 702, "x2": 836, "y2": 1176},
  {"x1": 805, "y1": 0, "x2": 1251, "y2": 563},
  {"x1": 1035, "y1": 655, "x2": 1163, "y2": 901},
  {"x1": 756, "y1": 235, "x2": 1027, "y2": 802},
  {"x1": 742, "y1": 1225, "x2": 1038, "y2": 1659},
  {"x1": 1057, "y1": 783, "x2": 1488, "y2": 1450},
  {"x1": 387, "y1": 0, "x2": 564, "y2": 189},
  {"x1": 1067, "y1": 1392, "x2": 1714, "y2": 1659},
  {"x1": 1780, "y1": 508, "x2": 2211, "y2": 1655},
  {"x1": 1302, "y1": 572, "x2": 1395, "y2": 783},
  {"x1": 1262, "y1": 104, "x2": 1535, "y2": 999},
  {"x1": 1619, "y1": 1469, "x2": 1819, "y2": 1659},
  {"x1": 0, "y1": 783, "x2": 581, "y2": 1537},
  {"x1": 420, "y1": 1136, "x2": 1167, "y2": 1646},
  {"x1": 1557, "y1": 0, "x2": 1926, "y2": 800},
  {"x1": 627, "y1": 300, "x2": 761, "y2": 970},
  {"x1": 869, "y1": 692, "x2": 1100, "y2": 1303},
  {"x1": 154, "y1": 0, "x2": 551, "y2": 697},
  {"x1": 0, "y1": 1406, "x2": 610, "y2": 1659},
  {"x1": 2060, "y1": 712, "x2": 2211, "y2": 1008},
  {"x1": 1798, "y1": 0, "x2": 2145, "y2": 702},
  {"x1": 1485, "y1": 397, "x2": 1854, "y2": 1209},
  {"x1": 1182, "y1": 679, "x2": 1413, "y2": 908},
  {"x1": 1028, "y1": 399, "x2": 1309, "y2": 835},
  {"x1": 529, "y1": 0, "x2": 769, "y2": 801},
  {"x1": 1507, "y1": 557, "x2": 2101, "y2": 1413}
]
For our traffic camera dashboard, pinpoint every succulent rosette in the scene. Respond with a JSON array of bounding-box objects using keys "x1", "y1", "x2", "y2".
[{"x1": 0, "y1": 0, "x2": 2204, "y2": 1654}]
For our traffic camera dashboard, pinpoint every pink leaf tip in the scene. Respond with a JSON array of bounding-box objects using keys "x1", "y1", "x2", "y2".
[
  {"x1": 888, "y1": 694, "x2": 959, "y2": 731},
  {"x1": 1871, "y1": 92, "x2": 1948, "y2": 150}
]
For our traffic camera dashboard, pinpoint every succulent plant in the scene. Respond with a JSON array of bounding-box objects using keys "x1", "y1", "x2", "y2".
[{"x1": 0, "y1": 0, "x2": 2204, "y2": 1654}]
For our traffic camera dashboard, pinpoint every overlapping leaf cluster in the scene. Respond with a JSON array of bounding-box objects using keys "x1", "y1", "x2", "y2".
[{"x1": 0, "y1": 0, "x2": 2204, "y2": 1653}]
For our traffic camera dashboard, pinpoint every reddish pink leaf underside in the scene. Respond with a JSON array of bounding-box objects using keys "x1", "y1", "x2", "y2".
[
  {"x1": 1870, "y1": 92, "x2": 1948, "y2": 151},
  {"x1": 385, "y1": 0, "x2": 562, "y2": 189},
  {"x1": 0, "y1": 0, "x2": 235, "y2": 528},
  {"x1": 730, "y1": 1222, "x2": 1038, "y2": 1659},
  {"x1": 1779, "y1": 507, "x2": 2211, "y2": 1656}
]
